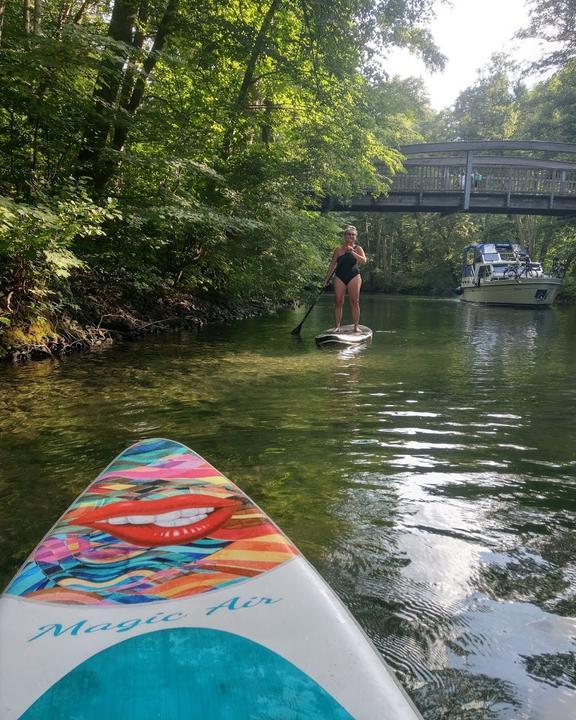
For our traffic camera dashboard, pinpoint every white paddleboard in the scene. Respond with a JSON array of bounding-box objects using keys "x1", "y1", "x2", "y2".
[
  {"x1": 315, "y1": 324, "x2": 373, "y2": 346},
  {"x1": 0, "y1": 438, "x2": 421, "y2": 720}
]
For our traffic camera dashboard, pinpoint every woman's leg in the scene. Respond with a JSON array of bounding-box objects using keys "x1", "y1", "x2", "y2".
[
  {"x1": 332, "y1": 277, "x2": 346, "y2": 330},
  {"x1": 347, "y1": 274, "x2": 362, "y2": 331}
]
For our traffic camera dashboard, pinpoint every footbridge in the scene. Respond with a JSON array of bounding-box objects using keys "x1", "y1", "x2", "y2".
[{"x1": 327, "y1": 141, "x2": 576, "y2": 216}]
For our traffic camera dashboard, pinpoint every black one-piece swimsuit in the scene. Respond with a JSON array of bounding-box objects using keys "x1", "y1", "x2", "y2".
[{"x1": 335, "y1": 249, "x2": 360, "y2": 285}]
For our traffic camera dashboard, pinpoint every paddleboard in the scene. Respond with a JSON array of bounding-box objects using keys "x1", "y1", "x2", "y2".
[
  {"x1": 1, "y1": 438, "x2": 422, "y2": 720},
  {"x1": 315, "y1": 324, "x2": 373, "y2": 346}
]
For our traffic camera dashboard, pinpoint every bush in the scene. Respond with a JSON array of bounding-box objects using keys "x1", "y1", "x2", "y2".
[{"x1": 0, "y1": 183, "x2": 119, "y2": 339}]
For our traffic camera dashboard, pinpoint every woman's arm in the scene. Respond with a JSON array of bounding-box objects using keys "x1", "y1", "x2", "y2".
[{"x1": 350, "y1": 245, "x2": 367, "y2": 264}]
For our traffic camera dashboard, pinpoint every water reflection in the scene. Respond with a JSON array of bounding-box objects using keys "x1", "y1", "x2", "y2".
[
  {"x1": 459, "y1": 303, "x2": 558, "y2": 372},
  {"x1": 1, "y1": 295, "x2": 576, "y2": 719}
]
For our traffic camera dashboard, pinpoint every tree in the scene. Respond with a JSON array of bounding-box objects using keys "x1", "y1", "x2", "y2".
[
  {"x1": 445, "y1": 54, "x2": 521, "y2": 141},
  {"x1": 518, "y1": 0, "x2": 576, "y2": 69},
  {"x1": 517, "y1": 62, "x2": 576, "y2": 143},
  {"x1": 77, "y1": 0, "x2": 180, "y2": 190}
]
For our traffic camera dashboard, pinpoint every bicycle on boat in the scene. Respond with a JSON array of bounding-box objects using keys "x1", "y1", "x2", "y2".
[{"x1": 502, "y1": 258, "x2": 540, "y2": 279}]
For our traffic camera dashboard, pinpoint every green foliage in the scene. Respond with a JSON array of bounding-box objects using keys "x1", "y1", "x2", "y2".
[
  {"x1": 445, "y1": 54, "x2": 521, "y2": 141},
  {"x1": 0, "y1": 0, "x2": 448, "y2": 349},
  {"x1": 0, "y1": 184, "x2": 119, "y2": 328},
  {"x1": 518, "y1": 0, "x2": 576, "y2": 69},
  {"x1": 517, "y1": 62, "x2": 576, "y2": 143}
]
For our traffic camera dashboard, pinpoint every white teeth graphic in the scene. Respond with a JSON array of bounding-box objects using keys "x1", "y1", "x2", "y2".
[
  {"x1": 105, "y1": 507, "x2": 215, "y2": 527},
  {"x1": 156, "y1": 514, "x2": 208, "y2": 527},
  {"x1": 181, "y1": 507, "x2": 212, "y2": 517},
  {"x1": 126, "y1": 514, "x2": 155, "y2": 525},
  {"x1": 156, "y1": 511, "x2": 180, "y2": 522}
]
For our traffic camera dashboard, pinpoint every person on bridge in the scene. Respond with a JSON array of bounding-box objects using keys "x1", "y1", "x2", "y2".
[{"x1": 322, "y1": 225, "x2": 367, "y2": 333}]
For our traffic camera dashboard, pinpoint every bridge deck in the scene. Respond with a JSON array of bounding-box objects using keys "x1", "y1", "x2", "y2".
[{"x1": 342, "y1": 190, "x2": 576, "y2": 216}]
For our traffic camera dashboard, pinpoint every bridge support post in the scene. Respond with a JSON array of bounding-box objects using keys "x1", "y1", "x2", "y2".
[
  {"x1": 320, "y1": 196, "x2": 336, "y2": 215},
  {"x1": 463, "y1": 151, "x2": 473, "y2": 210}
]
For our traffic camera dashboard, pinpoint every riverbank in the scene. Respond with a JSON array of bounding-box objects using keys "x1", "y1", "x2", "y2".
[
  {"x1": 0, "y1": 286, "x2": 280, "y2": 364},
  {"x1": 4, "y1": 276, "x2": 574, "y2": 364}
]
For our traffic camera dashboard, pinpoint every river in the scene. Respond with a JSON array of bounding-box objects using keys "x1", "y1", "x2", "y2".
[{"x1": 1, "y1": 294, "x2": 575, "y2": 719}]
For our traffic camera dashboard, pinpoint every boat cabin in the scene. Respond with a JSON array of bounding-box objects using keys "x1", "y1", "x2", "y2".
[{"x1": 461, "y1": 242, "x2": 543, "y2": 282}]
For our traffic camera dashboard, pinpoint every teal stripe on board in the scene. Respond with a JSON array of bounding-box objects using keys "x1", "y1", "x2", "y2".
[
  {"x1": 20, "y1": 628, "x2": 354, "y2": 720},
  {"x1": 106, "y1": 439, "x2": 189, "y2": 473},
  {"x1": 127, "y1": 438, "x2": 173, "y2": 455}
]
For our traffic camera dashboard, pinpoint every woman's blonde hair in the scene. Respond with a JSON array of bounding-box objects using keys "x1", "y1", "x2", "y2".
[{"x1": 343, "y1": 225, "x2": 357, "y2": 235}]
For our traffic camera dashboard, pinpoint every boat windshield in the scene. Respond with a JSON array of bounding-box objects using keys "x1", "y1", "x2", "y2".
[{"x1": 491, "y1": 264, "x2": 508, "y2": 277}]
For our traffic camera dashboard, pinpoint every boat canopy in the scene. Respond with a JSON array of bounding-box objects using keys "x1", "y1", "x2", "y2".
[{"x1": 462, "y1": 242, "x2": 530, "y2": 263}]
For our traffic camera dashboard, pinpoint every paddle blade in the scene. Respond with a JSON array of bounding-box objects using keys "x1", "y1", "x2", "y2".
[{"x1": 290, "y1": 302, "x2": 315, "y2": 335}]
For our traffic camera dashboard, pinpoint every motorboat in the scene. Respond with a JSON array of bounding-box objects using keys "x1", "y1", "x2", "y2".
[{"x1": 457, "y1": 242, "x2": 564, "y2": 306}]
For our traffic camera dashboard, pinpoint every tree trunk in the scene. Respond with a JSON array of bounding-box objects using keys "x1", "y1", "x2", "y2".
[
  {"x1": 33, "y1": 0, "x2": 42, "y2": 34},
  {"x1": 0, "y1": 0, "x2": 6, "y2": 46},
  {"x1": 56, "y1": 1, "x2": 71, "y2": 31},
  {"x1": 23, "y1": 0, "x2": 33, "y2": 37},
  {"x1": 99, "y1": 0, "x2": 178, "y2": 185},
  {"x1": 56, "y1": 0, "x2": 90, "y2": 31},
  {"x1": 72, "y1": 0, "x2": 94, "y2": 24},
  {"x1": 515, "y1": 215, "x2": 538, "y2": 257},
  {"x1": 115, "y1": 0, "x2": 149, "y2": 110},
  {"x1": 77, "y1": 0, "x2": 140, "y2": 188},
  {"x1": 221, "y1": 0, "x2": 282, "y2": 160},
  {"x1": 112, "y1": 0, "x2": 176, "y2": 147}
]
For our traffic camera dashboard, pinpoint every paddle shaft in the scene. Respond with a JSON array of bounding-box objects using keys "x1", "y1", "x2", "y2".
[{"x1": 290, "y1": 269, "x2": 335, "y2": 335}]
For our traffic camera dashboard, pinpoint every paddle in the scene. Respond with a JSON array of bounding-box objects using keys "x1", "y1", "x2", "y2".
[{"x1": 290, "y1": 269, "x2": 335, "y2": 336}]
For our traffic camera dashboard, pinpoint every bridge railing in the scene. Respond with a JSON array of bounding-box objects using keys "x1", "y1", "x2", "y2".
[{"x1": 390, "y1": 167, "x2": 576, "y2": 196}]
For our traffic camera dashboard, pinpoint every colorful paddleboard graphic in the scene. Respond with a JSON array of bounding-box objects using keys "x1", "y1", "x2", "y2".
[{"x1": 6, "y1": 439, "x2": 297, "y2": 604}]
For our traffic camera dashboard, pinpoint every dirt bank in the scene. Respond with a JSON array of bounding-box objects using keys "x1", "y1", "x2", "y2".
[{"x1": 1, "y1": 290, "x2": 280, "y2": 364}]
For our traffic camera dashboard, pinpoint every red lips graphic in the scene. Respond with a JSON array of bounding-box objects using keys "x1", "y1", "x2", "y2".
[{"x1": 74, "y1": 493, "x2": 241, "y2": 547}]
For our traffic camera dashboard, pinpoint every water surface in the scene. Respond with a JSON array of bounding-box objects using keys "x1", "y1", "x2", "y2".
[{"x1": 1, "y1": 295, "x2": 576, "y2": 719}]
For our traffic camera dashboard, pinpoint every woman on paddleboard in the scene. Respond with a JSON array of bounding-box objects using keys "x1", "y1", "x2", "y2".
[{"x1": 322, "y1": 225, "x2": 367, "y2": 333}]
